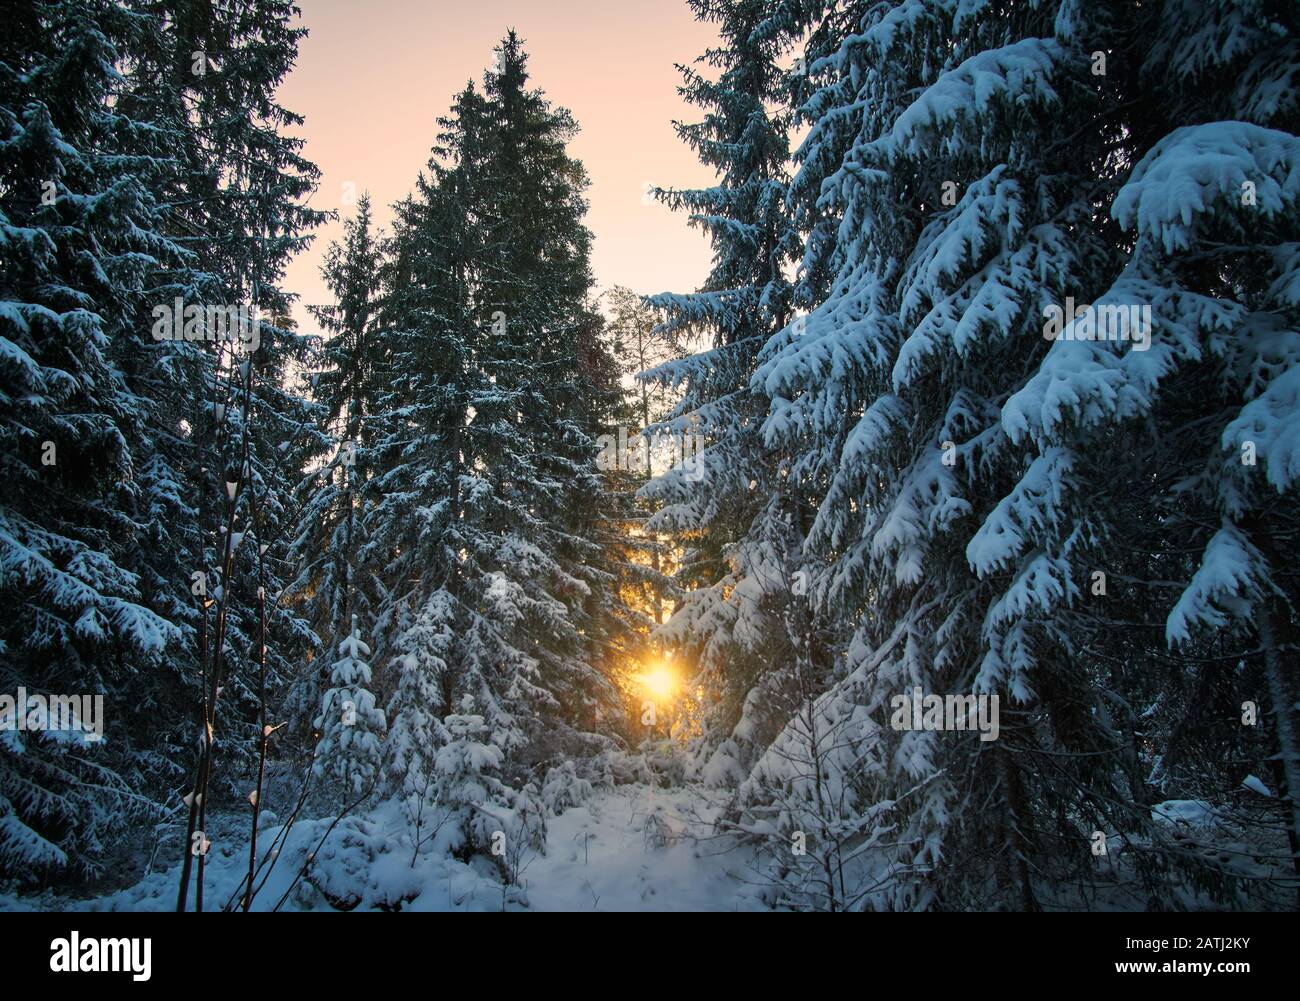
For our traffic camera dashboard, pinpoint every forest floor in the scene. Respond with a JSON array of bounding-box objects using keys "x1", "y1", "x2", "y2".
[
  {"x1": 4, "y1": 783, "x2": 1291, "y2": 911},
  {"x1": 2, "y1": 784, "x2": 764, "y2": 912},
  {"x1": 521, "y1": 784, "x2": 763, "y2": 912}
]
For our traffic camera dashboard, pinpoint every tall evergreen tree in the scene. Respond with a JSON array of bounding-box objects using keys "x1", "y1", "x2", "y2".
[
  {"x1": 116, "y1": 0, "x2": 327, "y2": 912},
  {"x1": 738, "y1": 0, "x2": 1298, "y2": 909},
  {"x1": 643, "y1": 0, "x2": 803, "y2": 785},
  {"x1": 367, "y1": 35, "x2": 624, "y2": 853},
  {"x1": 288, "y1": 193, "x2": 384, "y2": 728},
  {"x1": 998, "y1": 0, "x2": 1300, "y2": 895},
  {"x1": 0, "y1": 0, "x2": 182, "y2": 882},
  {"x1": 0, "y1": 0, "x2": 326, "y2": 891}
]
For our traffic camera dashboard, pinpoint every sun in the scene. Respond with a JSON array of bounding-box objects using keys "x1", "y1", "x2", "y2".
[{"x1": 638, "y1": 663, "x2": 677, "y2": 702}]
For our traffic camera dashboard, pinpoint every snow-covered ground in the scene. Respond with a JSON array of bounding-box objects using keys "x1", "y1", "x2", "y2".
[
  {"x1": 522, "y1": 785, "x2": 762, "y2": 912},
  {"x1": 2, "y1": 784, "x2": 763, "y2": 913}
]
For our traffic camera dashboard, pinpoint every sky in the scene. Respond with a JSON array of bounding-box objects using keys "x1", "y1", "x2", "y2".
[{"x1": 279, "y1": 0, "x2": 721, "y2": 331}]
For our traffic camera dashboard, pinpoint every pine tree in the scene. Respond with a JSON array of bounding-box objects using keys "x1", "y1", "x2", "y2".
[
  {"x1": 997, "y1": 0, "x2": 1300, "y2": 898},
  {"x1": 112, "y1": 0, "x2": 327, "y2": 910},
  {"x1": 1, "y1": 0, "x2": 327, "y2": 893},
  {"x1": 643, "y1": 0, "x2": 803, "y2": 784},
  {"x1": 314, "y1": 616, "x2": 386, "y2": 806},
  {"x1": 477, "y1": 33, "x2": 622, "y2": 755},
  {"x1": 434, "y1": 694, "x2": 543, "y2": 864},
  {"x1": 0, "y1": 0, "x2": 182, "y2": 883},
  {"x1": 369, "y1": 35, "x2": 622, "y2": 800},
  {"x1": 288, "y1": 193, "x2": 385, "y2": 726},
  {"x1": 118, "y1": 0, "x2": 329, "y2": 727},
  {"x1": 742, "y1": 0, "x2": 1299, "y2": 909},
  {"x1": 750, "y1": 0, "x2": 1132, "y2": 911}
]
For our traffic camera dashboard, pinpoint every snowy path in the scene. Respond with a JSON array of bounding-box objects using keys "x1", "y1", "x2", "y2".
[{"x1": 520, "y1": 784, "x2": 760, "y2": 912}]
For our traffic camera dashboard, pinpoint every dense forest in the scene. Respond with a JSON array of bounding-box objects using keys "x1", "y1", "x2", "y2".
[{"x1": 1, "y1": 0, "x2": 1298, "y2": 913}]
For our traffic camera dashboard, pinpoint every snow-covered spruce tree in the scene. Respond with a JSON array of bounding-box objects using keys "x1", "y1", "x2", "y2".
[
  {"x1": 362, "y1": 81, "x2": 501, "y2": 834},
  {"x1": 435, "y1": 694, "x2": 543, "y2": 870},
  {"x1": 995, "y1": 0, "x2": 1300, "y2": 904},
  {"x1": 746, "y1": 0, "x2": 1168, "y2": 909},
  {"x1": 366, "y1": 35, "x2": 620, "y2": 851},
  {"x1": 313, "y1": 617, "x2": 386, "y2": 808},
  {"x1": 287, "y1": 193, "x2": 385, "y2": 728},
  {"x1": 1149, "y1": 0, "x2": 1300, "y2": 901},
  {"x1": 737, "y1": 0, "x2": 1300, "y2": 910},
  {"x1": 139, "y1": 0, "x2": 325, "y2": 734},
  {"x1": 477, "y1": 33, "x2": 624, "y2": 759},
  {"x1": 642, "y1": 0, "x2": 803, "y2": 785},
  {"x1": 363, "y1": 81, "x2": 488, "y2": 678},
  {"x1": 0, "y1": 0, "x2": 188, "y2": 884},
  {"x1": 382, "y1": 589, "x2": 452, "y2": 854},
  {"x1": 114, "y1": 0, "x2": 326, "y2": 909}
]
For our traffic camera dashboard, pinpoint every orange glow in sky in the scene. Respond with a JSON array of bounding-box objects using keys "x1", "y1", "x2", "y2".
[{"x1": 280, "y1": 0, "x2": 719, "y2": 333}]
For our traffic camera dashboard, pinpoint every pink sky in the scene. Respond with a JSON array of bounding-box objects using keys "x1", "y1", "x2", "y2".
[{"x1": 280, "y1": 0, "x2": 720, "y2": 330}]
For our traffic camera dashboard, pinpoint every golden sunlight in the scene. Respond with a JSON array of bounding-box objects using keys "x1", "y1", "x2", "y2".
[{"x1": 638, "y1": 662, "x2": 678, "y2": 703}]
